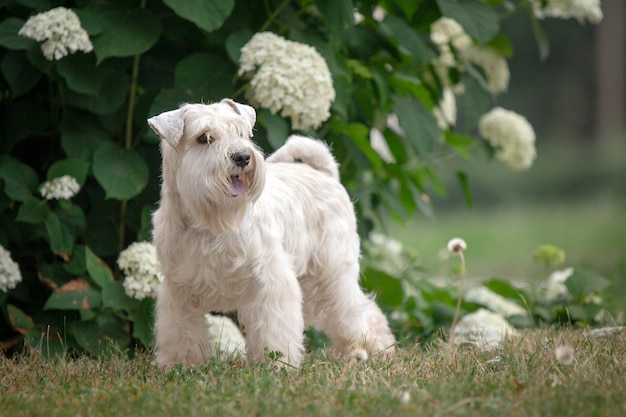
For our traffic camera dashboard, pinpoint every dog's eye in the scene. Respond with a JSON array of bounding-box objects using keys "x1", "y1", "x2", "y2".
[{"x1": 197, "y1": 133, "x2": 212, "y2": 144}]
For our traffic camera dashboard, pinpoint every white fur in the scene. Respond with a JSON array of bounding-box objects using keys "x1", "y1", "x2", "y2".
[{"x1": 149, "y1": 99, "x2": 395, "y2": 368}]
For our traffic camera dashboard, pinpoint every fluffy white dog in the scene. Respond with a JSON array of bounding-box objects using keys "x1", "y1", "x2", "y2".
[{"x1": 148, "y1": 99, "x2": 395, "y2": 368}]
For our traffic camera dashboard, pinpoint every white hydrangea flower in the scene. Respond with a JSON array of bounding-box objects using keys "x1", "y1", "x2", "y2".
[
  {"x1": 18, "y1": 7, "x2": 93, "y2": 61},
  {"x1": 430, "y1": 17, "x2": 509, "y2": 95},
  {"x1": 479, "y1": 107, "x2": 537, "y2": 170},
  {"x1": 452, "y1": 308, "x2": 519, "y2": 351},
  {"x1": 463, "y1": 47, "x2": 510, "y2": 95},
  {"x1": 433, "y1": 87, "x2": 457, "y2": 129},
  {"x1": 206, "y1": 314, "x2": 246, "y2": 358},
  {"x1": 530, "y1": 0, "x2": 603, "y2": 24},
  {"x1": 0, "y1": 245, "x2": 22, "y2": 292},
  {"x1": 539, "y1": 267, "x2": 574, "y2": 302},
  {"x1": 117, "y1": 242, "x2": 163, "y2": 300},
  {"x1": 465, "y1": 286, "x2": 527, "y2": 318},
  {"x1": 40, "y1": 175, "x2": 81, "y2": 200},
  {"x1": 238, "y1": 32, "x2": 335, "y2": 130}
]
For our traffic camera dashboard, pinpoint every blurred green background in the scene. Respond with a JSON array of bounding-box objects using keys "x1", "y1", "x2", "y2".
[{"x1": 390, "y1": 2, "x2": 625, "y2": 299}]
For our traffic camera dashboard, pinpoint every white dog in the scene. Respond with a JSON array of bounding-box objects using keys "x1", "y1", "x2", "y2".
[{"x1": 148, "y1": 99, "x2": 395, "y2": 368}]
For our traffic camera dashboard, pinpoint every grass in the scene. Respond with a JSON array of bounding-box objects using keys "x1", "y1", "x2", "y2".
[{"x1": 2, "y1": 328, "x2": 625, "y2": 417}]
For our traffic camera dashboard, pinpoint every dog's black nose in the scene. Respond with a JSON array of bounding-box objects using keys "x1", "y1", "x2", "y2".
[{"x1": 231, "y1": 151, "x2": 251, "y2": 168}]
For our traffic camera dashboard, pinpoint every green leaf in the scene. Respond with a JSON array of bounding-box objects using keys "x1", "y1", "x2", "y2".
[
  {"x1": 565, "y1": 269, "x2": 610, "y2": 299},
  {"x1": 56, "y1": 54, "x2": 115, "y2": 96},
  {"x1": 380, "y1": 15, "x2": 436, "y2": 65},
  {"x1": 92, "y1": 142, "x2": 149, "y2": 200},
  {"x1": 45, "y1": 204, "x2": 86, "y2": 254},
  {"x1": 44, "y1": 287, "x2": 102, "y2": 311},
  {"x1": 102, "y1": 281, "x2": 139, "y2": 311},
  {"x1": 64, "y1": 71, "x2": 129, "y2": 115},
  {"x1": 90, "y1": 7, "x2": 161, "y2": 63},
  {"x1": 392, "y1": 95, "x2": 440, "y2": 155},
  {"x1": 487, "y1": 33, "x2": 513, "y2": 58},
  {"x1": 314, "y1": 0, "x2": 354, "y2": 35},
  {"x1": 0, "y1": 18, "x2": 35, "y2": 50},
  {"x1": 456, "y1": 71, "x2": 492, "y2": 129},
  {"x1": 1, "y1": 51, "x2": 41, "y2": 97},
  {"x1": 162, "y1": 0, "x2": 235, "y2": 33},
  {"x1": 444, "y1": 131, "x2": 475, "y2": 158},
  {"x1": 137, "y1": 205, "x2": 154, "y2": 243},
  {"x1": 259, "y1": 110, "x2": 289, "y2": 150},
  {"x1": 64, "y1": 245, "x2": 87, "y2": 276},
  {"x1": 0, "y1": 102, "x2": 50, "y2": 152},
  {"x1": 225, "y1": 29, "x2": 253, "y2": 64},
  {"x1": 173, "y1": 53, "x2": 232, "y2": 101},
  {"x1": 47, "y1": 159, "x2": 90, "y2": 186},
  {"x1": 85, "y1": 246, "x2": 114, "y2": 289},
  {"x1": 436, "y1": 0, "x2": 500, "y2": 45},
  {"x1": 0, "y1": 156, "x2": 38, "y2": 202},
  {"x1": 361, "y1": 268, "x2": 404, "y2": 309},
  {"x1": 132, "y1": 298, "x2": 156, "y2": 348},
  {"x1": 456, "y1": 171, "x2": 473, "y2": 208},
  {"x1": 394, "y1": 0, "x2": 420, "y2": 20},
  {"x1": 7, "y1": 304, "x2": 35, "y2": 335},
  {"x1": 16, "y1": 198, "x2": 49, "y2": 224},
  {"x1": 72, "y1": 314, "x2": 131, "y2": 356},
  {"x1": 484, "y1": 279, "x2": 528, "y2": 305},
  {"x1": 59, "y1": 112, "x2": 109, "y2": 160},
  {"x1": 338, "y1": 122, "x2": 384, "y2": 171}
]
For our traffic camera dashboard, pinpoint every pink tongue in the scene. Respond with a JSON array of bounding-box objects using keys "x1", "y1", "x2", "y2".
[{"x1": 230, "y1": 175, "x2": 245, "y2": 196}]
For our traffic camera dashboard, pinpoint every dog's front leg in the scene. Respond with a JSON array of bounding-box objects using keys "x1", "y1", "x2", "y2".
[
  {"x1": 154, "y1": 280, "x2": 212, "y2": 368},
  {"x1": 237, "y1": 260, "x2": 305, "y2": 368}
]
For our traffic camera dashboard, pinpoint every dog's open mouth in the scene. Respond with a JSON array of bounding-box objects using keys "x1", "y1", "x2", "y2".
[{"x1": 230, "y1": 174, "x2": 246, "y2": 197}]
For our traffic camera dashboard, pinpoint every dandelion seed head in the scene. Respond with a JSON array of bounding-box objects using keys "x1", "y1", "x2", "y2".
[
  {"x1": 555, "y1": 345, "x2": 575, "y2": 366},
  {"x1": 447, "y1": 237, "x2": 467, "y2": 254}
]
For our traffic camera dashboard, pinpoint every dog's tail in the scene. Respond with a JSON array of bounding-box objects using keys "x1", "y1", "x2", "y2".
[{"x1": 266, "y1": 135, "x2": 339, "y2": 180}]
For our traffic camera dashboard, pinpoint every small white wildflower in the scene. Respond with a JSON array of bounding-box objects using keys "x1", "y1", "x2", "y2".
[
  {"x1": 530, "y1": 0, "x2": 603, "y2": 24},
  {"x1": 0, "y1": 245, "x2": 22, "y2": 292},
  {"x1": 447, "y1": 237, "x2": 467, "y2": 254},
  {"x1": 206, "y1": 314, "x2": 246, "y2": 358},
  {"x1": 350, "y1": 346, "x2": 368, "y2": 362},
  {"x1": 40, "y1": 175, "x2": 81, "y2": 200},
  {"x1": 465, "y1": 286, "x2": 527, "y2": 318},
  {"x1": 117, "y1": 242, "x2": 163, "y2": 300},
  {"x1": 394, "y1": 390, "x2": 411, "y2": 405},
  {"x1": 372, "y1": 6, "x2": 386, "y2": 22},
  {"x1": 238, "y1": 32, "x2": 335, "y2": 130},
  {"x1": 369, "y1": 128, "x2": 396, "y2": 163},
  {"x1": 555, "y1": 345, "x2": 575, "y2": 366},
  {"x1": 479, "y1": 107, "x2": 537, "y2": 170},
  {"x1": 452, "y1": 308, "x2": 519, "y2": 351},
  {"x1": 18, "y1": 7, "x2": 93, "y2": 61},
  {"x1": 433, "y1": 87, "x2": 457, "y2": 129}
]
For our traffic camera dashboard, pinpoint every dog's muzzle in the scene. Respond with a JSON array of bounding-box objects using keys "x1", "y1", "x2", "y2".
[{"x1": 231, "y1": 151, "x2": 251, "y2": 168}]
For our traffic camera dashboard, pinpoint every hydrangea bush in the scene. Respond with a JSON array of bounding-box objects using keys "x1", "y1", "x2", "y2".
[{"x1": 0, "y1": 0, "x2": 604, "y2": 356}]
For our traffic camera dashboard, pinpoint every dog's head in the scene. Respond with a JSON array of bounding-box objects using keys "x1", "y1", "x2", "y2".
[{"x1": 148, "y1": 99, "x2": 266, "y2": 234}]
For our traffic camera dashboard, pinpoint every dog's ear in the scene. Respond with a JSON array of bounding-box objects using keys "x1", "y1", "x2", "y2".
[
  {"x1": 148, "y1": 108, "x2": 185, "y2": 147},
  {"x1": 221, "y1": 99, "x2": 256, "y2": 134}
]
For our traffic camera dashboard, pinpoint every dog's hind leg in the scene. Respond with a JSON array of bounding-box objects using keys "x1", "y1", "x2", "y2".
[
  {"x1": 306, "y1": 264, "x2": 396, "y2": 357},
  {"x1": 154, "y1": 281, "x2": 212, "y2": 368}
]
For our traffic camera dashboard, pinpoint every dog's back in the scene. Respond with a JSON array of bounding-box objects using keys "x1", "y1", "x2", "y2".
[{"x1": 266, "y1": 135, "x2": 339, "y2": 180}]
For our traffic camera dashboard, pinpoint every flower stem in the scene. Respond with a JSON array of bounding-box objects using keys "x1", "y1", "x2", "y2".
[{"x1": 449, "y1": 251, "x2": 466, "y2": 344}]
